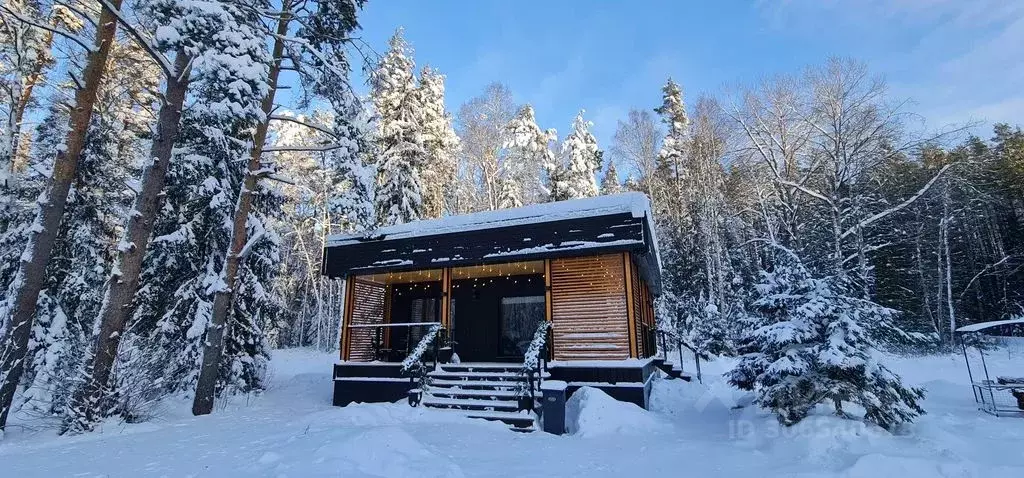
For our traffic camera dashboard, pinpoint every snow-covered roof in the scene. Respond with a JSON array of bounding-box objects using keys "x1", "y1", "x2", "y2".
[
  {"x1": 956, "y1": 319, "x2": 1024, "y2": 333},
  {"x1": 322, "y1": 192, "x2": 662, "y2": 293},
  {"x1": 327, "y1": 192, "x2": 653, "y2": 246}
]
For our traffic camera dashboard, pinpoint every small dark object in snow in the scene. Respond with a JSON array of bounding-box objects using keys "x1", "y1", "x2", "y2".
[{"x1": 997, "y1": 378, "x2": 1024, "y2": 410}]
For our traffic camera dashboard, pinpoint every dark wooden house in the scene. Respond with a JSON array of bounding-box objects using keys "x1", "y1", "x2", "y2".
[{"x1": 323, "y1": 193, "x2": 664, "y2": 431}]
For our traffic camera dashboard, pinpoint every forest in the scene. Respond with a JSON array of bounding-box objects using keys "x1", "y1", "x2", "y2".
[{"x1": 1, "y1": 0, "x2": 1022, "y2": 435}]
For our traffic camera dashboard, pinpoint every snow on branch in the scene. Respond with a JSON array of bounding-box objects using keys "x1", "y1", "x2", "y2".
[
  {"x1": 839, "y1": 162, "x2": 955, "y2": 240},
  {"x1": 0, "y1": 4, "x2": 95, "y2": 52},
  {"x1": 269, "y1": 114, "x2": 337, "y2": 138},
  {"x1": 96, "y1": 0, "x2": 176, "y2": 78},
  {"x1": 262, "y1": 144, "x2": 344, "y2": 153}
]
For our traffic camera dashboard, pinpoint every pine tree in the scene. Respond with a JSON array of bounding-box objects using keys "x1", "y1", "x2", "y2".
[
  {"x1": 417, "y1": 66, "x2": 459, "y2": 218},
  {"x1": 23, "y1": 110, "x2": 134, "y2": 417},
  {"x1": 654, "y1": 78, "x2": 688, "y2": 225},
  {"x1": 558, "y1": 110, "x2": 602, "y2": 200},
  {"x1": 600, "y1": 160, "x2": 622, "y2": 195},
  {"x1": 0, "y1": 0, "x2": 127, "y2": 432},
  {"x1": 327, "y1": 96, "x2": 377, "y2": 232},
  {"x1": 503, "y1": 104, "x2": 556, "y2": 208},
  {"x1": 371, "y1": 28, "x2": 425, "y2": 225},
  {"x1": 729, "y1": 248, "x2": 925, "y2": 430}
]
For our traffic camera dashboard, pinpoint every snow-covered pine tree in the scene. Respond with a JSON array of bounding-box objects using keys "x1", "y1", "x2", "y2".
[
  {"x1": 729, "y1": 247, "x2": 925, "y2": 431},
  {"x1": 502, "y1": 104, "x2": 556, "y2": 208},
  {"x1": 654, "y1": 78, "x2": 689, "y2": 227},
  {"x1": 22, "y1": 109, "x2": 135, "y2": 417},
  {"x1": 600, "y1": 160, "x2": 622, "y2": 195},
  {"x1": 371, "y1": 28, "x2": 426, "y2": 225},
  {"x1": 131, "y1": 101, "x2": 279, "y2": 404},
  {"x1": 0, "y1": 0, "x2": 127, "y2": 432},
  {"x1": 192, "y1": 0, "x2": 367, "y2": 415},
  {"x1": 558, "y1": 110, "x2": 602, "y2": 200},
  {"x1": 417, "y1": 66, "x2": 459, "y2": 218},
  {"x1": 326, "y1": 96, "x2": 377, "y2": 233},
  {"x1": 622, "y1": 173, "x2": 641, "y2": 193}
]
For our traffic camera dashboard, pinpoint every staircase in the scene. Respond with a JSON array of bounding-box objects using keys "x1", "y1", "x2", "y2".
[
  {"x1": 653, "y1": 357, "x2": 693, "y2": 381},
  {"x1": 421, "y1": 363, "x2": 542, "y2": 432}
]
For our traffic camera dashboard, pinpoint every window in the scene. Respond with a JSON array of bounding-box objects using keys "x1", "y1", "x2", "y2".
[{"x1": 500, "y1": 296, "x2": 545, "y2": 357}]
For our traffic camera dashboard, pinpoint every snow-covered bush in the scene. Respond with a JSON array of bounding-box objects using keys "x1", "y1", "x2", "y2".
[{"x1": 729, "y1": 249, "x2": 925, "y2": 431}]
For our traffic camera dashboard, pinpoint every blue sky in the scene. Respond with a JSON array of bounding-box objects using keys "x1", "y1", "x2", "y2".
[{"x1": 348, "y1": 0, "x2": 1024, "y2": 150}]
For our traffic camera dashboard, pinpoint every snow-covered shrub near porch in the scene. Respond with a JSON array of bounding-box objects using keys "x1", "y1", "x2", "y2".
[
  {"x1": 521, "y1": 321, "x2": 550, "y2": 372},
  {"x1": 729, "y1": 250, "x2": 925, "y2": 431}
]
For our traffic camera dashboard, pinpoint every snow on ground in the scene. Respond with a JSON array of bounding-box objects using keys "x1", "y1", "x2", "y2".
[{"x1": 2, "y1": 348, "x2": 1023, "y2": 477}]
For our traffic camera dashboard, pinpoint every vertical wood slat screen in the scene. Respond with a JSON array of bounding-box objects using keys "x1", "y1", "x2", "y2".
[
  {"x1": 639, "y1": 274, "x2": 655, "y2": 358},
  {"x1": 550, "y1": 254, "x2": 630, "y2": 360},
  {"x1": 346, "y1": 279, "x2": 386, "y2": 362},
  {"x1": 630, "y1": 257, "x2": 645, "y2": 357}
]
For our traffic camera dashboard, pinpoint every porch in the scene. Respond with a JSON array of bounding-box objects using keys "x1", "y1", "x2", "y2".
[{"x1": 323, "y1": 193, "x2": 665, "y2": 432}]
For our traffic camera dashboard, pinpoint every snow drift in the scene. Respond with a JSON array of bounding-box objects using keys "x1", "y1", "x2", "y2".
[{"x1": 565, "y1": 386, "x2": 666, "y2": 437}]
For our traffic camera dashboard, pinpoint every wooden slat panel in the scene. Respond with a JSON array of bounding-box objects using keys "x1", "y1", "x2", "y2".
[
  {"x1": 347, "y1": 279, "x2": 386, "y2": 362},
  {"x1": 550, "y1": 254, "x2": 629, "y2": 361},
  {"x1": 340, "y1": 278, "x2": 354, "y2": 360},
  {"x1": 630, "y1": 257, "x2": 646, "y2": 357}
]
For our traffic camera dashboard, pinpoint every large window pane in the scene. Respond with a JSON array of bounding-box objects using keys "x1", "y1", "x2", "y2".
[{"x1": 500, "y1": 296, "x2": 545, "y2": 357}]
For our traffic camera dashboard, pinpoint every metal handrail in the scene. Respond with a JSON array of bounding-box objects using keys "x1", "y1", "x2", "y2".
[{"x1": 656, "y1": 328, "x2": 707, "y2": 383}]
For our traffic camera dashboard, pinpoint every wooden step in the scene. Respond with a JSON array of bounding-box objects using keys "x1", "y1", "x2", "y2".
[
  {"x1": 463, "y1": 410, "x2": 536, "y2": 430},
  {"x1": 422, "y1": 397, "x2": 520, "y2": 412},
  {"x1": 430, "y1": 379, "x2": 523, "y2": 389},
  {"x1": 429, "y1": 388, "x2": 520, "y2": 399},
  {"x1": 436, "y1": 363, "x2": 521, "y2": 373},
  {"x1": 426, "y1": 407, "x2": 536, "y2": 430},
  {"x1": 429, "y1": 370, "x2": 523, "y2": 380}
]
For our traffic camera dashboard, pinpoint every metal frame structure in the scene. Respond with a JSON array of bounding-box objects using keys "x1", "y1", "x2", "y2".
[{"x1": 956, "y1": 319, "x2": 1024, "y2": 417}]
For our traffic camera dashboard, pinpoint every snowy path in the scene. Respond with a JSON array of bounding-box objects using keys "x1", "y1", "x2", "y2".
[{"x1": 2, "y1": 349, "x2": 1023, "y2": 477}]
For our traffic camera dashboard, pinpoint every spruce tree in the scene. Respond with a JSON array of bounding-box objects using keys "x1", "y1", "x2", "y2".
[
  {"x1": 654, "y1": 78, "x2": 688, "y2": 224},
  {"x1": 600, "y1": 160, "x2": 622, "y2": 195},
  {"x1": 417, "y1": 66, "x2": 459, "y2": 218},
  {"x1": 729, "y1": 248, "x2": 925, "y2": 431},
  {"x1": 558, "y1": 110, "x2": 602, "y2": 200},
  {"x1": 371, "y1": 28, "x2": 426, "y2": 225},
  {"x1": 503, "y1": 104, "x2": 556, "y2": 208}
]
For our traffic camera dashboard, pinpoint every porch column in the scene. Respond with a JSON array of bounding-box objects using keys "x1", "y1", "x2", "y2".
[
  {"x1": 440, "y1": 267, "x2": 452, "y2": 330},
  {"x1": 544, "y1": 259, "x2": 554, "y2": 360},
  {"x1": 340, "y1": 277, "x2": 355, "y2": 361}
]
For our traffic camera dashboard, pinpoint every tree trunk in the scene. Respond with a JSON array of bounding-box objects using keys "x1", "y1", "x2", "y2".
[
  {"x1": 65, "y1": 50, "x2": 193, "y2": 432},
  {"x1": 0, "y1": 0, "x2": 123, "y2": 432},
  {"x1": 192, "y1": 11, "x2": 291, "y2": 416}
]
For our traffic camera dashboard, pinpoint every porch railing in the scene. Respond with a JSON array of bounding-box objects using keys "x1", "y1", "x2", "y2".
[
  {"x1": 401, "y1": 323, "x2": 443, "y2": 407},
  {"x1": 517, "y1": 321, "x2": 552, "y2": 412},
  {"x1": 346, "y1": 321, "x2": 441, "y2": 363},
  {"x1": 656, "y1": 328, "x2": 707, "y2": 383}
]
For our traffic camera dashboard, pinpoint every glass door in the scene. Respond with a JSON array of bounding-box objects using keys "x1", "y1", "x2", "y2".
[{"x1": 499, "y1": 296, "x2": 545, "y2": 358}]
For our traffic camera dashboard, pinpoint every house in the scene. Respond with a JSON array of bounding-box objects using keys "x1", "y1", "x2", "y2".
[{"x1": 322, "y1": 192, "x2": 665, "y2": 432}]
